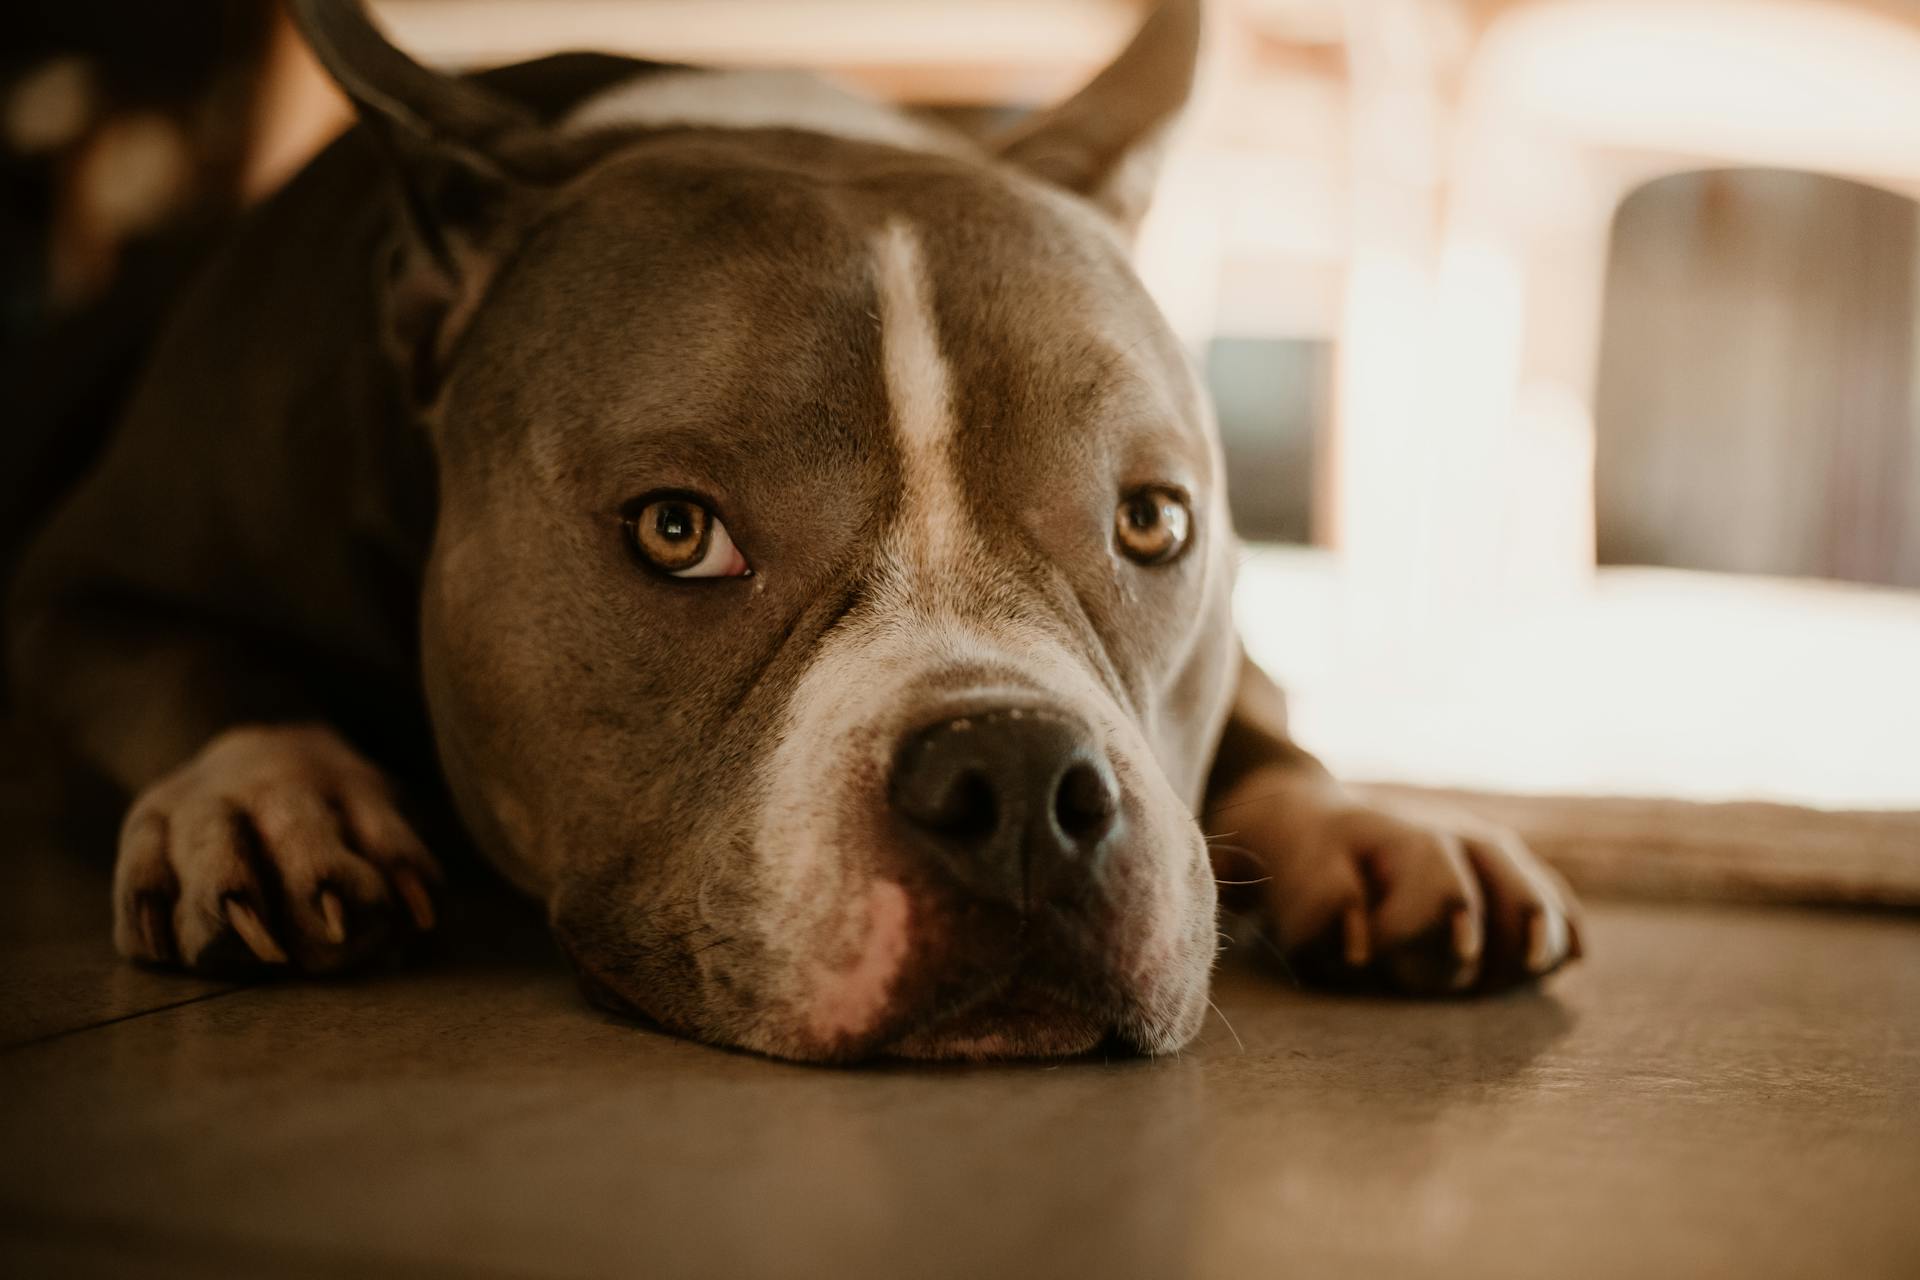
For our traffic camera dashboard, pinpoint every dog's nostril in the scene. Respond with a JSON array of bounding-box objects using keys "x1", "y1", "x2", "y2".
[
  {"x1": 1054, "y1": 761, "x2": 1117, "y2": 847},
  {"x1": 922, "y1": 768, "x2": 998, "y2": 844}
]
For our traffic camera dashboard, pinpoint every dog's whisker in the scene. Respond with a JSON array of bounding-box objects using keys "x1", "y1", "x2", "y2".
[
  {"x1": 1204, "y1": 839, "x2": 1269, "y2": 887},
  {"x1": 1250, "y1": 928, "x2": 1302, "y2": 988},
  {"x1": 1205, "y1": 997, "x2": 1246, "y2": 1053},
  {"x1": 1201, "y1": 788, "x2": 1297, "y2": 822}
]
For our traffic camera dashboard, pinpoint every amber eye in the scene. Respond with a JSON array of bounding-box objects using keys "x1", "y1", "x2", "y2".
[
  {"x1": 1115, "y1": 486, "x2": 1193, "y2": 566},
  {"x1": 624, "y1": 496, "x2": 749, "y2": 579}
]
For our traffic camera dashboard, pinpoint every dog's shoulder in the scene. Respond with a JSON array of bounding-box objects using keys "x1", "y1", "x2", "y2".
[
  {"x1": 556, "y1": 64, "x2": 975, "y2": 159},
  {"x1": 469, "y1": 52, "x2": 684, "y2": 126}
]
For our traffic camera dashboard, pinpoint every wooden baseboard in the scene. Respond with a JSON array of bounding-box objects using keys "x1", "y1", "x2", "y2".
[{"x1": 1353, "y1": 784, "x2": 1920, "y2": 910}]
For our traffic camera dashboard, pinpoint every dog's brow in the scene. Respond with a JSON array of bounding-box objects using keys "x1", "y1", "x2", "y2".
[{"x1": 546, "y1": 424, "x2": 763, "y2": 498}]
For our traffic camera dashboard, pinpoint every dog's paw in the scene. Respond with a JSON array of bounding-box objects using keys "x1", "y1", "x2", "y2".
[
  {"x1": 1211, "y1": 771, "x2": 1583, "y2": 995},
  {"x1": 112, "y1": 723, "x2": 441, "y2": 975}
]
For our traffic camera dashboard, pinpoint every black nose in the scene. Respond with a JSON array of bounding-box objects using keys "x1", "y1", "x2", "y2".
[{"x1": 888, "y1": 709, "x2": 1121, "y2": 909}]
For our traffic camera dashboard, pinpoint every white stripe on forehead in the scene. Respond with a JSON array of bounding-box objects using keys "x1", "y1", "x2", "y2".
[{"x1": 871, "y1": 219, "x2": 967, "y2": 570}]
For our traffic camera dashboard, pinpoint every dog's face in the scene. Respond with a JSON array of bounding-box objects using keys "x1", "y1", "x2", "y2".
[{"x1": 304, "y1": 0, "x2": 1232, "y2": 1060}]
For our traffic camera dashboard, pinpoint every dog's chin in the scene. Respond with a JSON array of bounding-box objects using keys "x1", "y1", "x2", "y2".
[{"x1": 883, "y1": 993, "x2": 1114, "y2": 1062}]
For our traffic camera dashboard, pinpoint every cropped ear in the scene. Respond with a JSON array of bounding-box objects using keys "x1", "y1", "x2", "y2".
[
  {"x1": 994, "y1": 0, "x2": 1201, "y2": 236},
  {"x1": 289, "y1": 0, "x2": 552, "y2": 402}
]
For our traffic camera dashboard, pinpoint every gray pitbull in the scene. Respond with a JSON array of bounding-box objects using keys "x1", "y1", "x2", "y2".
[{"x1": 6, "y1": 0, "x2": 1580, "y2": 1061}]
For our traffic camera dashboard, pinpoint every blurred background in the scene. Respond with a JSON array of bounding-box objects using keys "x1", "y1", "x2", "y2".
[{"x1": 3, "y1": 0, "x2": 1916, "y2": 807}]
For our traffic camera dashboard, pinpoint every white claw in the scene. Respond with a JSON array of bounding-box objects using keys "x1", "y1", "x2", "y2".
[{"x1": 1525, "y1": 910, "x2": 1565, "y2": 973}]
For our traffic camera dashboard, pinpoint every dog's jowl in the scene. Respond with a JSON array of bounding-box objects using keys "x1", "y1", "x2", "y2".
[{"x1": 5, "y1": 0, "x2": 1581, "y2": 1062}]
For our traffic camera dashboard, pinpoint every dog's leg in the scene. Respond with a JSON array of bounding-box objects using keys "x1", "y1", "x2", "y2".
[
  {"x1": 1204, "y1": 650, "x2": 1582, "y2": 993},
  {"x1": 10, "y1": 601, "x2": 441, "y2": 975}
]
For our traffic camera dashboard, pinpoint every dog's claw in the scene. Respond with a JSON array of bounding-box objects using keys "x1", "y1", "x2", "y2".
[
  {"x1": 1524, "y1": 907, "x2": 1555, "y2": 973},
  {"x1": 391, "y1": 868, "x2": 436, "y2": 931},
  {"x1": 318, "y1": 889, "x2": 348, "y2": 945},
  {"x1": 1449, "y1": 904, "x2": 1481, "y2": 965},
  {"x1": 224, "y1": 898, "x2": 288, "y2": 964},
  {"x1": 138, "y1": 896, "x2": 173, "y2": 962},
  {"x1": 1341, "y1": 903, "x2": 1370, "y2": 968}
]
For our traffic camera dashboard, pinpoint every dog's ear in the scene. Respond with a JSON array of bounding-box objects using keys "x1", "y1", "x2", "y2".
[
  {"x1": 995, "y1": 0, "x2": 1201, "y2": 236},
  {"x1": 289, "y1": 0, "x2": 551, "y2": 402}
]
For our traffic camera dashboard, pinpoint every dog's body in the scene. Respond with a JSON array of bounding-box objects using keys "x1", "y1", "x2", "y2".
[{"x1": 6, "y1": 1, "x2": 1579, "y2": 1061}]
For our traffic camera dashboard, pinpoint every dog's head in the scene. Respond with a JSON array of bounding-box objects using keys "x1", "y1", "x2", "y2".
[{"x1": 296, "y1": 0, "x2": 1238, "y2": 1060}]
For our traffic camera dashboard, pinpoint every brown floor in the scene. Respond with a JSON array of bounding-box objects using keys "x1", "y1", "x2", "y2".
[{"x1": 3, "y1": 765, "x2": 1918, "y2": 1279}]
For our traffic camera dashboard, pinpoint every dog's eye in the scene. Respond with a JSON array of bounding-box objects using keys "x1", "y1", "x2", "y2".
[
  {"x1": 1115, "y1": 486, "x2": 1192, "y2": 566},
  {"x1": 624, "y1": 496, "x2": 750, "y2": 579}
]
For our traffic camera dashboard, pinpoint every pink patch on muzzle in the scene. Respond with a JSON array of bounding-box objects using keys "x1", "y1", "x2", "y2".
[{"x1": 806, "y1": 879, "x2": 912, "y2": 1045}]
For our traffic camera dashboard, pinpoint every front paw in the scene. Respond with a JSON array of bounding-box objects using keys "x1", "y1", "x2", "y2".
[
  {"x1": 112, "y1": 723, "x2": 442, "y2": 975},
  {"x1": 1211, "y1": 772, "x2": 1583, "y2": 995}
]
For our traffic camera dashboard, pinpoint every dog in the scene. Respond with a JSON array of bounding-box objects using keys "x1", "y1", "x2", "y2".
[{"x1": 5, "y1": 0, "x2": 1580, "y2": 1062}]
